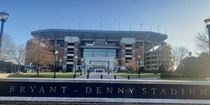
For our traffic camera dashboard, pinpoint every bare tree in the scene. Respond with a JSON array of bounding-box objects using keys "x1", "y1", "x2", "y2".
[
  {"x1": 0, "y1": 34, "x2": 25, "y2": 73},
  {"x1": 0, "y1": 33, "x2": 14, "y2": 60},
  {"x1": 126, "y1": 60, "x2": 139, "y2": 71},
  {"x1": 172, "y1": 47, "x2": 188, "y2": 69},
  {"x1": 25, "y1": 37, "x2": 54, "y2": 76},
  {"x1": 7, "y1": 44, "x2": 25, "y2": 74},
  {"x1": 195, "y1": 31, "x2": 209, "y2": 53},
  {"x1": 158, "y1": 43, "x2": 174, "y2": 71},
  {"x1": 113, "y1": 59, "x2": 119, "y2": 71}
]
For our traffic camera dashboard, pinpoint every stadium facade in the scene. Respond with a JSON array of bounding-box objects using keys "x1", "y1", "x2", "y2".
[{"x1": 27, "y1": 29, "x2": 172, "y2": 72}]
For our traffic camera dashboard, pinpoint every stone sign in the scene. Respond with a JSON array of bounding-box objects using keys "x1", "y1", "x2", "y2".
[{"x1": 1, "y1": 80, "x2": 210, "y2": 100}]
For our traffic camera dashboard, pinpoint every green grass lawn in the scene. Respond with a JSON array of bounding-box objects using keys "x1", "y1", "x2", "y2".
[
  {"x1": 160, "y1": 73, "x2": 209, "y2": 81},
  {"x1": 8, "y1": 72, "x2": 82, "y2": 78},
  {"x1": 113, "y1": 73, "x2": 160, "y2": 78},
  {"x1": 113, "y1": 73, "x2": 207, "y2": 80},
  {"x1": 7, "y1": 72, "x2": 208, "y2": 80},
  {"x1": 160, "y1": 77, "x2": 208, "y2": 81}
]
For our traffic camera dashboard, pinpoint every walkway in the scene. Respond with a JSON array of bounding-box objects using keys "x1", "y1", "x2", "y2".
[
  {"x1": 76, "y1": 72, "x2": 162, "y2": 80},
  {"x1": 0, "y1": 73, "x2": 10, "y2": 78},
  {"x1": 76, "y1": 72, "x2": 124, "y2": 79}
]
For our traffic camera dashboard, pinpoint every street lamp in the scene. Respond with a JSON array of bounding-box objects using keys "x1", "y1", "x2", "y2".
[
  {"x1": 53, "y1": 50, "x2": 58, "y2": 78},
  {"x1": 74, "y1": 55, "x2": 78, "y2": 78},
  {"x1": 0, "y1": 11, "x2": 9, "y2": 52},
  {"x1": 59, "y1": 59, "x2": 62, "y2": 70},
  {"x1": 204, "y1": 18, "x2": 210, "y2": 54},
  {"x1": 138, "y1": 55, "x2": 141, "y2": 78},
  {"x1": 80, "y1": 58, "x2": 84, "y2": 75}
]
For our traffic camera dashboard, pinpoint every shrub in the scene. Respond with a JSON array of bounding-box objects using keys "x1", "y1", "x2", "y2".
[
  {"x1": 160, "y1": 73, "x2": 183, "y2": 78},
  {"x1": 117, "y1": 70, "x2": 132, "y2": 73},
  {"x1": 160, "y1": 72, "x2": 208, "y2": 78}
]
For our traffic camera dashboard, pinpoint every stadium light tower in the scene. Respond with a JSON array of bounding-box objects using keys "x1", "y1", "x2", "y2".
[
  {"x1": 204, "y1": 18, "x2": 210, "y2": 54},
  {"x1": 0, "y1": 11, "x2": 9, "y2": 51}
]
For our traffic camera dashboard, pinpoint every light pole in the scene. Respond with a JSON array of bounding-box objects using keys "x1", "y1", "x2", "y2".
[
  {"x1": 0, "y1": 11, "x2": 9, "y2": 52},
  {"x1": 80, "y1": 58, "x2": 84, "y2": 75},
  {"x1": 138, "y1": 55, "x2": 141, "y2": 78},
  {"x1": 74, "y1": 55, "x2": 78, "y2": 78},
  {"x1": 53, "y1": 50, "x2": 58, "y2": 78},
  {"x1": 59, "y1": 59, "x2": 62, "y2": 70},
  {"x1": 204, "y1": 18, "x2": 210, "y2": 54}
]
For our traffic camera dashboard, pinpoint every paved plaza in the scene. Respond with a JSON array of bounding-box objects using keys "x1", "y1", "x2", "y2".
[
  {"x1": 0, "y1": 73, "x2": 10, "y2": 78},
  {"x1": 76, "y1": 72, "x2": 163, "y2": 80},
  {"x1": 76, "y1": 72, "x2": 124, "y2": 79}
]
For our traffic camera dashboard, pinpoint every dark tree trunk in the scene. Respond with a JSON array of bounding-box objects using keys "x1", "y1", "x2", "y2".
[
  {"x1": 36, "y1": 64, "x2": 39, "y2": 76},
  {"x1": 17, "y1": 63, "x2": 20, "y2": 74}
]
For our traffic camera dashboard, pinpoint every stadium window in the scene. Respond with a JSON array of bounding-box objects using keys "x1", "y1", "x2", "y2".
[
  {"x1": 68, "y1": 43, "x2": 74, "y2": 46},
  {"x1": 67, "y1": 65, "x2": 73, "y2": 68},
  {"x1": 125, "y1": 44, "x2": 132, "y2": 47},
  {"x1": 125, "y1": 57, "x2": 132, "y2": 60},
  {"x1": 125, "y1": 52, "x2": 132, "y2": 55},
  {"x1": 67, "y1": 48, "x2": 74, "y2": 51},
  {"x1": 67, "y1": 51, "x2": 74, "y2": 54},
  {"x1": 125, "y1": 49, "x2": 132, "y2": 52},
  {"x1": 67, "y1": 56, "x2": 73, "y2": 59},
  {"x1": 67, "y1": 59, "x2": 74, "y2": 62}
]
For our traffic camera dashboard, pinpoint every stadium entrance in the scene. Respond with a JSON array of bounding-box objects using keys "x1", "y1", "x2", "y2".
[
  {"x1": 90, "y1": 61, "x2": 110, "y2": 72},
  {"x1": 83, "y1": 48, "x2": 116, "y2": 72}
]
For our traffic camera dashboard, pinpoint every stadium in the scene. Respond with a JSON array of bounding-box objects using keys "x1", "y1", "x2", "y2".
[{"x1": 26, "y1": 29, "x2": 172, "y2": 72}]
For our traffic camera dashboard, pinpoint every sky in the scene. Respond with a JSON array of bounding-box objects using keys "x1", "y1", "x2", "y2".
[{"x1": 0, "y1": 0, "x2": 210, "y2": 55}]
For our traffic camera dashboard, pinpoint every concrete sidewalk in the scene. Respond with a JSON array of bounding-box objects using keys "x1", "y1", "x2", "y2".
[
  {"x1": 0, "y1": 73, "x2": 10, "y2": 78},
  {"x1": 76, "y1": 73, "x2": 160, "y2": 80}
]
